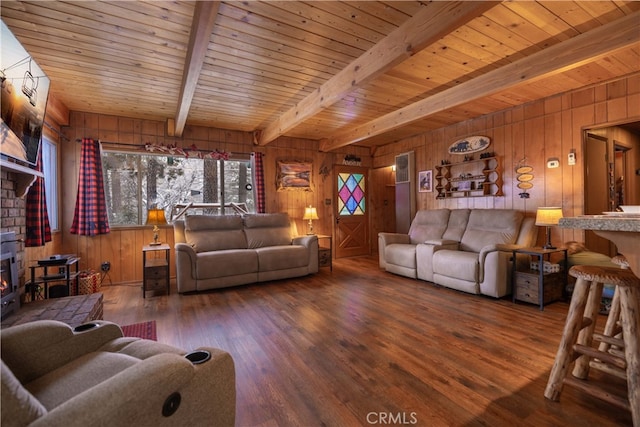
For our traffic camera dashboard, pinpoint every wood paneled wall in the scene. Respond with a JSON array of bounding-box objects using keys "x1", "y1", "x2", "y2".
[
  {"x1": 39, "y1": 73, "x2": 639, "y2": 285},
  {"x1": 57, "y1": 113, "x2": 370, "y2": 284},
  {"x1": 373, "y1": 73, "x2": 640, "y2": 249}
]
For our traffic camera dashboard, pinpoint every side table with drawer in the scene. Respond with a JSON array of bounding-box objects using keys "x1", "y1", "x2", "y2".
[
  {"x1": 512, "y1": 247, "x2": 568, "y2": 310},
  {"x1": 316, "y1": 234, "x2": 332, "y2": 271},
  {"x1": 142, "y1": 244, "x2": 170, "y2": 298}
]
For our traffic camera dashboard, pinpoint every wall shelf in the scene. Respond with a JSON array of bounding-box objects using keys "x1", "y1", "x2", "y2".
[
  {"x1": 435, "y1": 156, "x2": 503, "y2": 199},
  {"x1": 1, "y1": 158, "x2": 43, "y2": 197}
]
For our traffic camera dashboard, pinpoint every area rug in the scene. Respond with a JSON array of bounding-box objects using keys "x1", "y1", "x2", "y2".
[{"x1": 121, "y1": 321, "x2": 157, "y2": 341}]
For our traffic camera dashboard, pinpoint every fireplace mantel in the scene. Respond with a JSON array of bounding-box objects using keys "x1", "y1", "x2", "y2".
[{"x1": 0, "y1": 158, "x2": 43, "y2": 197}]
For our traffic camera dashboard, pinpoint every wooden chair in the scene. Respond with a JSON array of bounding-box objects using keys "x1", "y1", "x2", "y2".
[{"x1": 544, "y1": 264, "x2": 640, "y2": 426}]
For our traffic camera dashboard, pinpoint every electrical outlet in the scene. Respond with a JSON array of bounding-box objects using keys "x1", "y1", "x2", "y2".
[{"x1": 101, "y1": 261, "x2": 111, "y2": 272}]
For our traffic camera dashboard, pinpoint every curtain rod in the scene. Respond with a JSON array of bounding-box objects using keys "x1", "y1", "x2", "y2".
[
  {"x1": 44, "y1": 122, "x2": 71, "y2": 141},
  {"x1": 74, "y1": 138, "x2": 256, "y2": 157}
]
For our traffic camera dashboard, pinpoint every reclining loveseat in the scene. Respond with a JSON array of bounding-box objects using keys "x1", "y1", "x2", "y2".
[{"x1": 379, "y1": 208, "x2": 537, "y2": 297}]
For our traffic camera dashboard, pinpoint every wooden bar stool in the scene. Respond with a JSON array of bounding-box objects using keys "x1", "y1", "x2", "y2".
[{"x1": 544, "y1": 264, "x2": 640, "y2": 426}]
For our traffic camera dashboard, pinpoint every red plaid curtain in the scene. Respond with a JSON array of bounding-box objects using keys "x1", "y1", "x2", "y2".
[
  {"x1": 25, "y1": 149, "x2": 52, "y2": 247},
  {"x1": 70, "y1": 138, "x2": 110, "y2": 235},
  {"x1": 252, "y1": 152, "x2": 265, "y2": 213}
]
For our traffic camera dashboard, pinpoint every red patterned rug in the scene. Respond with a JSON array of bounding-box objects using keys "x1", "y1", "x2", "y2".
[{"x1": 121, "y1": 321, "x2": 157, "y2": 341}]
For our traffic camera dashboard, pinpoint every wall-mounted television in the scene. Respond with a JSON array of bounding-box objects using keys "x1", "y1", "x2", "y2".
[{"x1": 1, "y1": 20, "x2": 50, "y2": 166}]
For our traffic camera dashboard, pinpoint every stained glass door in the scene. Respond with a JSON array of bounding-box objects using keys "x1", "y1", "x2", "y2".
[{"x1": 335, "y1": 165, "x2": 369, "y2": 258}]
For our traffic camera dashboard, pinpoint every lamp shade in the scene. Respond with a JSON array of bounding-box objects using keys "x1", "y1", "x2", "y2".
[
  {"x1": 535, "y1": 207, "x2": 563, "y2": 226},
  {"x1": 303, "y1": 206, "x2": 319, "y2": 221},
  {"x1": 145, "y1": 208, "x2": 167, "y2": 226}
]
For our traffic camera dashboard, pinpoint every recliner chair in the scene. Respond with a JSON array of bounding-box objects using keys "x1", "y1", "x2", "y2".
[{"x1": 1, "y1": 320, "x2": 235, "y2": 427}]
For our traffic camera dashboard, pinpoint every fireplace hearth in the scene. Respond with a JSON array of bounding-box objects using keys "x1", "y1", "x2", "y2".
[{"x1": 1, "y1": 231, "x2": 20, "y2": 319}]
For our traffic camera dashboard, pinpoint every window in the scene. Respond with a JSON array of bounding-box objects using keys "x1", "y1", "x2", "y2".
[
  {"x1": 41, "y1": 138, "x2": 58, "y2": 230},
  {"x1": 101, "y1": 151, "x2": 254, "y2": 226},
  {"x1": 337, "y1": 172, "x2": 365, "y2": 215}
]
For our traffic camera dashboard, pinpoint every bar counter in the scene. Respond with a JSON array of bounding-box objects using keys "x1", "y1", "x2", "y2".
[{"x1": 559, "y1": 215, "x2": 640, "y2": 277}]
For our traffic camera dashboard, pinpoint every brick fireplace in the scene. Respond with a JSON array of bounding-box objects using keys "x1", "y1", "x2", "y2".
[
  {"x1": 1, "y1": 167, "x2": 29, "y2": 309},
  {"x1": 1, "y1": 231, "x2": 20, "y2": 318}
]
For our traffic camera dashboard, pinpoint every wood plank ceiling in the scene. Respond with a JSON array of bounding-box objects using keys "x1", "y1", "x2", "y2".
[{"x1": 2, "y1": 1, "x2": 639, "y2": 151}]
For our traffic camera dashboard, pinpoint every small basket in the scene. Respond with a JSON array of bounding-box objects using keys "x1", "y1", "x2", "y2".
[
  {"x1": 530, "y1": 261, "x2": 561, "y2": 273},
  {"x1": 78, "y1": 271, "x2": 101, "y2": 295}
]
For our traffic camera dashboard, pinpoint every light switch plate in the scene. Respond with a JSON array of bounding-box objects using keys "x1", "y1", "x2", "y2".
[{"x1": 568, "y1": 152, "x2": 576, "y2": 165}]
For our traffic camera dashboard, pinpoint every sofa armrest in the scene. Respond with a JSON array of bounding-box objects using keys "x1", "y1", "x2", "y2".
[
  {"x1": 378, "y1": 232, "x2": 410, "y2": 246},
  {"x1": 292, "y1": 234, "x2": 317, "y2": 248},
  {"x1": 293, "y1": 235, "x2": 319, "y2": 273},
  {"x1": 33, "y1": 348, "x2": 236, "y2": 427},
  {"x1": 175, "y1": 242, "x2": 197, "y2": 259},
  {"x1": 378, "y1": 233, "x2": 411, "y2": 269},
  {"x1": 478, "y1": 243, "x2": 529, "y2": 263},
  {"x1": 175, "y1": 243, "x2": 198, "y2": 293},
  {"x1": 1, "y1": 320, "x2": 123, "y2": 383}
]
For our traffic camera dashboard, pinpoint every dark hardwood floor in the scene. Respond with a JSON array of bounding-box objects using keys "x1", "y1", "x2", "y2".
[{"x1": 102, "y1": 256, "x2": 632, "y2": 426}]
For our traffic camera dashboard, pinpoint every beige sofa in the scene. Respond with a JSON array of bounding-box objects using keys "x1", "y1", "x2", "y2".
[
  {"x1": 379, "y1": 209, "x2": 537, "y2": 297},
  {"x1": 174, "y1": 213, "x2": 318, "y2": 293},
  {"x1": 1, "y1": 320, "x2": 235, "y2": 427}
]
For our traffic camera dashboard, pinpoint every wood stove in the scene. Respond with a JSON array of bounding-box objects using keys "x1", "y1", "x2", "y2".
[{"x1": 1, "y1": 231, "x2": 20, "y2": 319}]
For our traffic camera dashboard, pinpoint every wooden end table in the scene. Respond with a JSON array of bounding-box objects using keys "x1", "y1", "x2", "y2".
[
  {"x1": 512, "y1": 247, "x2": 568, "y2": 310},
  {"x1": 142, "y1": 244, "x2": 170, "y2": 298}
]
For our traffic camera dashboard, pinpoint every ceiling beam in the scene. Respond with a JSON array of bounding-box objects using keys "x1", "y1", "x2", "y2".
[
  {"x1": 173, "y1": 1, "x2": 220, "y2": 137},
  {"x1": 319, "y1": 11, "x2": 640, "y2": 152},
  {"x1": 254, "y1": 1, "x2": 498, "y2": 146}
]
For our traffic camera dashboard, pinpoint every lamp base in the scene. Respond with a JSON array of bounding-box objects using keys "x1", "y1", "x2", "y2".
[
  {"x1": 149, "y1": 241, "x2": 162, "y2": 246},
  {"x1": 542, "y1": 227, "x2": 555, "y2": 250}
]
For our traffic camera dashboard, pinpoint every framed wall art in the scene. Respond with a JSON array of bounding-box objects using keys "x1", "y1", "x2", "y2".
[
  {"x1": 276, "y1": 160, "x2": 312, "y2": 191},
  {"x1": 418, "y1": 170, "x2": 433, "y2": 192}
]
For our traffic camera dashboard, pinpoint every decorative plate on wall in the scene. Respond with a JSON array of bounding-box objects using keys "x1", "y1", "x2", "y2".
[
  {"x1": 515, "y1": 165, "x2": 533, "y2": 174},
  {"x1": 448, "y1": 136, "x2": 491, "y2": 155},
  {"x1": 517, "y1": 173, "x2": 534, "y2": 182}
]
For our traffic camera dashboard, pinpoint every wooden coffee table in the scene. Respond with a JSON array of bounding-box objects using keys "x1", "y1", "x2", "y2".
[{"x1": 1, "y1": 293, "x2": 103, "y2": 329}]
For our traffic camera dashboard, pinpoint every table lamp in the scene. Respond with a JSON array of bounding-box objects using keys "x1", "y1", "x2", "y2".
[
  {"x1": 303, "y1": 205, "x2": 319, "y2": 235},
  {"x1": 535, "y1": 207, "x2": 563, "y2": 249},
  {"x1": 146, "y1": 208, "x2": 167, "y2": 246}
]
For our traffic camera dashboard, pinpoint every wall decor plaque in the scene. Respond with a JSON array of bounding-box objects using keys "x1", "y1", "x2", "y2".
[{"x1": 448, "y1": 136, "x2": 490, "y2": 155}]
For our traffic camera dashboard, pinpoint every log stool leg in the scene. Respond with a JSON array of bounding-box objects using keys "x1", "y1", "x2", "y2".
[
  {"x1": 619, "y1": 285, "x2": 640, "y2": 426},
  {"x1": 572, "y1": 280, "x2": 603, "y2": 379},
  {"x1": 598, "y1": 287, "x2": 622, "y2": 354},
  {"x1": 598, "y1": 256, "x2": 626, "y2": 354},
  {"x1": 544, "y1": 275, "x2": 591, "y2": 401}
]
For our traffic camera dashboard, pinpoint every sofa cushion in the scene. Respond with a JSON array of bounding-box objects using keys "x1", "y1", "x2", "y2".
[
  {"x1": 255, "y1": 246, "x2": 309, "y2": 271},
  {"x1": 244, "y1": 213, "x2": 292, "y2": 248},
  {"x1": 184, "y1": 215, "x2": 247, "y2": 252},
  {"x1": 408, "y1": 209, "x2": 450, "y2": 244},
  {"x1": 196, "y1": 250, "x2": 258, "y2": 279},
  {"x1": 432, "y1": 250, "x2": 479, "y2": 281},
  {"x1": 460, "y1": 209, "x2": 523, "y2": 253},
  {"x1": 385, "y1": 244, "x2": 417, "y2": 269},
  {"x1": 1, "y1": 360, "x2": 47, "y2": 426}
]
